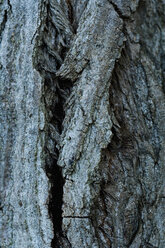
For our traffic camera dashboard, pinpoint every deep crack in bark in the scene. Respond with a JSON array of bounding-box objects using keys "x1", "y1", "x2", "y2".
[
  {"x1": 32, "y1": 1, "x2": 74, "y2": 246},
  {"x1": 0, "y1": 10, "x2": 7, "y2": 43}
]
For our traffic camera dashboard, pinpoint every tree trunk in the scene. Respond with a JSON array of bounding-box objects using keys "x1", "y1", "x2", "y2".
[{"x1": 0, "y1": 0, "x2": 165, "y2": 247}]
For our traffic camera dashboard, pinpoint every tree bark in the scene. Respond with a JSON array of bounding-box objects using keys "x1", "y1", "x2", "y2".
[{"x1": 0, "y1": 0, "x2": 165, "y2": 247}]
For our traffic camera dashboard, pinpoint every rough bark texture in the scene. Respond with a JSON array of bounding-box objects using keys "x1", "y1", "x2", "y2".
[{"x1": 0, "y1": 0, "x2": 165, "y2": 247}]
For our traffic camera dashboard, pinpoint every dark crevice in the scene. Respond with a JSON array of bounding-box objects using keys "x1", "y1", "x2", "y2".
[
  {"x1": 0, "y1": 10, "x2": 7, "y2": 44},
  {"x1": 161, "y1": 53, "x2": 165, "y2": 94},
  {"x1": 7, "y1": 0, "x2": 12, "y2": 12},
  {"x1": 109, "y1": 1, "x2": 131, "y2": 20},
  {"x1": 47, "y1": 154, "x2": 64, "y2": 247},
  {"x1": 66, "y1": 0, "x2": 74, "y2": 25},
  {"x1": 0, "y1": 0, "x2": 12, "y2": 44},
  {"x1": 32, "y1": 1, "x2": 74, "y2": 247},
  {"x1": 44, "y1": 75, "x2": 73, "y2": 248}
]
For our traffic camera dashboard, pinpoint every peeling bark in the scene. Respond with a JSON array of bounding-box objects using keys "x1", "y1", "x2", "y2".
[{"x1": 0, "y1": 0, "x2": 165, "y2": 247}]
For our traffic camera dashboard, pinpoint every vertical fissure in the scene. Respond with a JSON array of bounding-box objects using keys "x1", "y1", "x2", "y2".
[
  {"x1": 0, "y1": 9, "x2": 7, "y2": 43},
  {"x1": 42, "y1": 75, "x2": 73, "y2": 248},
  {"x1": 45, "y1": 77, "x2": 73, "y2": 248},
  {"x1": 32, "y1": 1, "x2": 75, "y2": 247}
]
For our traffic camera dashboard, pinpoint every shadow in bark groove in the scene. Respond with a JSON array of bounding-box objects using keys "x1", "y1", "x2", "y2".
[
  {"x1": 47, "y1": 156, "x2": 64, "y2": 247},
  {"x1": 32, "y1": 1, "x2": 75, "y2": 246},
  {"x1": 43, "y1": 76, "x2": 73, "y2": 248}
]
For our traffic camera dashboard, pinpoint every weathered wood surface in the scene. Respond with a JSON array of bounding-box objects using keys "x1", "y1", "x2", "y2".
[{"x1": 0, "y1": 0, "x2": 165, "y2": 247}]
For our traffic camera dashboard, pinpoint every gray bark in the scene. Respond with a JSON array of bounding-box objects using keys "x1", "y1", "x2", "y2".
[{"x1": 0, "y1": 0, "x2": 165, "y2": 247}]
